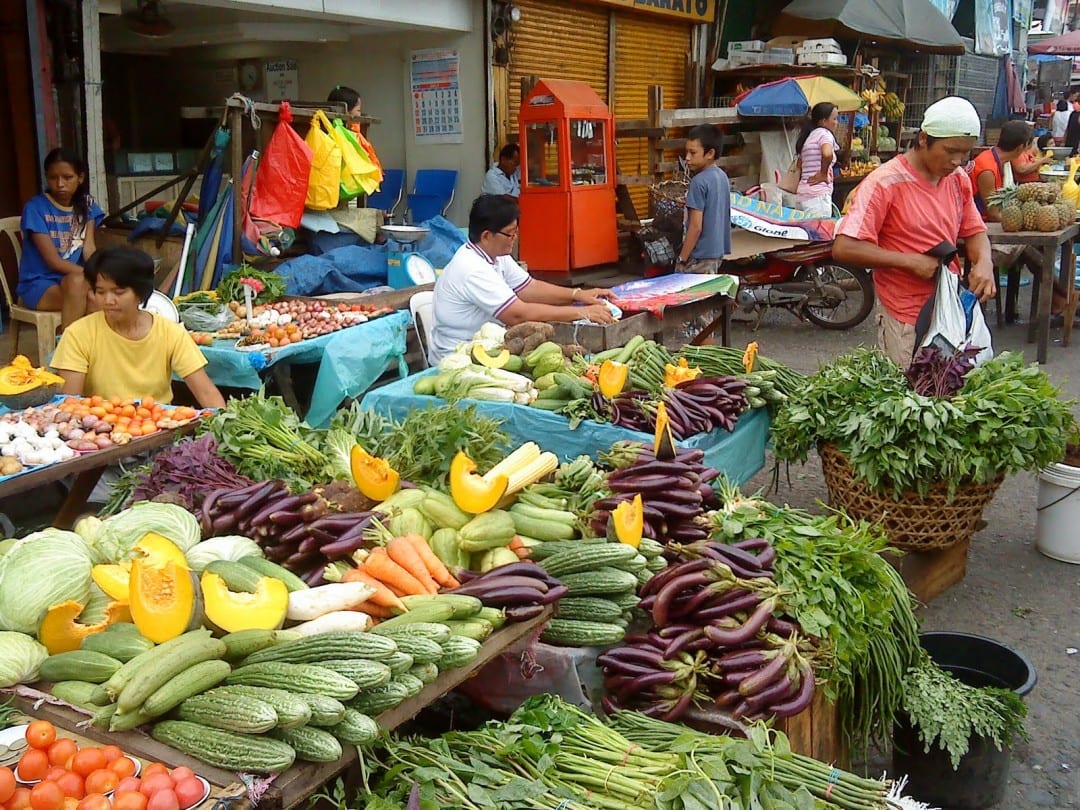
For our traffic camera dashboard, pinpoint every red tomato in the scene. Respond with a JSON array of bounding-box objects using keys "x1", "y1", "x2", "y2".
[
  {"x1": 145, "y1": 790, "x2": 178, "y2": 810},
  {"x1": 24, "y1": 724, "x2": 56, "y2": 752},
  {"x1": 9, "y1": 787, "x2": 32, "y2": 810},
  {"x1": 166, "y1": 769, "x2": 193, "y2": 787},
  {"x1": 75, "y1": 794, "x2": 110, "y2": 810},
  {"x1": 54, "y1": 772, "x2": 84, "y2": 801},
  {"x1": 42, "y1": 769, "x2": 67, "y2": 785},
  {"x1": 140, "y1": 766, "x2": 168, "y2": 781},
  {"x1": 114, "y1": 778, "x2": 141, "y2": 796},
  {"x1": 82, "y1": 771, "x2": 117, "y2": 797},
  {"x1": 98, "y1": 747, "x2": 123, "y2": 765},
  {"x1": 109, "y1": 758, "x2": 137, "y2": 780},
  {"x1": 28, "y1": 781, "x2": 64, "y2": 810},
  {"x1": 112, "y1": 793, "x2": 147, "y2": 810},
  {"x1": 138, "y1": 775, "x2": 173, "y2": 798},
  {"x1": 15, "y1": 751, "x2": 48, "y2": 784},
  {"x1": 172, "y1": 779, "x2": 203, "y2": 810},
  {"x1": 0, "y1": 766, "x2": 17, "y2": 803}
]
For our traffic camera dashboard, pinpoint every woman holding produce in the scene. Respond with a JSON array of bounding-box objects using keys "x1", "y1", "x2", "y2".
[
  {"x1": 17, "y1": 148, "x2": 104, "y2": 329},
  {"x1": 428, "y1": 195, "x2": 615, "y2": 364},
  {"x1": 1011, "y1": 133, "x2": 1054, "y2": 184},
  {"x1": 50, "y1": 247, "x2": 226, "y2": 408},
  {"x1": 794, "y1": 102, "x2": 840, "y2": 219}
]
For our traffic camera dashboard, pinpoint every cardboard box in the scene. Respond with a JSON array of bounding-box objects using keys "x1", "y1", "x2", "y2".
[
  {"x1": 727, "y1": 39, "x2": 765, "y2": 54},
  {"x1": 763, "y1": 48, "x2": 794, "y2": 64},
  {"x1": 766, "y1": 36, "x2": 805, "y2": 51}
]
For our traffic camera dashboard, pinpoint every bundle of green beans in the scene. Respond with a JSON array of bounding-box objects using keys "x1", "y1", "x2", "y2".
[
  {"x1": 679, "y1": 344, "x2": 805, "y2": 398},
  {"x1": 627, "y1": 339, "x2": 673, "y2": 394}
]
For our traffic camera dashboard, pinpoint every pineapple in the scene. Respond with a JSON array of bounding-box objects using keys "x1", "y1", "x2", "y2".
[
  {"x1": 1059, "y1": 201, "x2": 1076, "y2": 228},
  {"x1": 1016, "y1": 183, "x2": 1039, "y2": 203},
  {"x1": 988, "y1": 186, "x2": 1023, "y2": 232},
  {"x1": 1042, "y1": 182, "x2": 1061, "y2": 204},
  {"x1": 1035, "y1": 204, "x2": 1060, "y2": 232},
  {"x1": 1022, "y1": 200, "x2": 1041, "y2": 231}
]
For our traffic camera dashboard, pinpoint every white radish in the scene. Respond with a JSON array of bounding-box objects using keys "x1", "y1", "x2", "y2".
[
  {"x1": 290, "y1": 610, "x2": 372, "y2": 636},
  {"x1": 285, "y1": 581, "x2": 376, "y2": 621}
]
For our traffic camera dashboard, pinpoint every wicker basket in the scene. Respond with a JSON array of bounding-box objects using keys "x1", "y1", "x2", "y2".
[
  {"x1": 649, "y1": 178, "x2": 689, "y2": 222},
  {"x1": 819, "y1": 443, "x2": 1003, "y2": 552}
]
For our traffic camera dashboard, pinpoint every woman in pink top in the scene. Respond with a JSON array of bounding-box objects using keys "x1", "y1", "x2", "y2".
[{"x1": 795, "y1": 103, "x2": 840, "y2": 218}]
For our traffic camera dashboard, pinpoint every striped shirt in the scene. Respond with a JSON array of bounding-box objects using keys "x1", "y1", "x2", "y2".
[{"x1": 797, "y1": 127, "x2": 838, "y2": 200}]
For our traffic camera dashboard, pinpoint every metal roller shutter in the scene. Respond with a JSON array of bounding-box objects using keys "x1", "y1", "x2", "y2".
[
  {"x1": 613, "y1": 11, "x2": 691, "y2": 215},
  {"x1": 508, "y1": 0, "x2": 609, "y2": 134}
]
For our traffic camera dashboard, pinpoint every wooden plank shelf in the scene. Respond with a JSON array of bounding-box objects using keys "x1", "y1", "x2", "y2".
[{"x1": 4, "y1": 607, "x2": 553, "y2": 810}]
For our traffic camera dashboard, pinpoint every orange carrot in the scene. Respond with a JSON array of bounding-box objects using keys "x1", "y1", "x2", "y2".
[
  {"x1": 385, "y1": 536, "x2": 439, "y2": 594},
  {"x1": 350, "y1": 600, "x2": 394, "y2": 619},
  {"x1": 342, "y1": 567, "x2": 408, "y2": 611},
  {"x1": 402, "y1": 533, "x2": 460, "y2": 588},
  {"x1": 361, "y1": 547, "x2": 428, "y2": 596}
]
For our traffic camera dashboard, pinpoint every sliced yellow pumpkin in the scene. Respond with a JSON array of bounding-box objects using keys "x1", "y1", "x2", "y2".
[
  {"x1": 450, "y1": 451, "x2": 508, "y2": 514},
  {"x1": 200, "y1": 572, "x2": 288, "y2": 634},
  {"x1": 129, "y1": 558, "x2": 200, "y2": 644},
  {"x1": 598, "y1": 360, "x2": 628, "y2": 398},
  {"x1": 38, "y1": 600, "x2": 129, "y2": 655},
  {"x1": 92, "y1": 563, "x2": 132, "y2": 603},
  {"x1": 608, "y1": 494, "x2": 644, "y2": 549},
  {"x1": 133, "y1": 532, "x2": 190, "y2": 567},
  {"x1": 350, "y1": 445, "x2": 401, "y2": 501},
  {"x1": 654, "y1": 402, "x2": 677, "y2": 461},
  {"x1": 664, "y1": 358, "x2": 702, "y2": 388},
  {"x1": 472, "y1": 344, "x2": 511, "y2": 369},
  {"x1": 0, "y1": 355, "x2": 65, "y2": 395}
]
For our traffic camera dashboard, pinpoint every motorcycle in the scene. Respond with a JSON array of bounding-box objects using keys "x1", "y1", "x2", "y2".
[{"x1": 724, "y1": 240, "x2": 875, "y2": 330}]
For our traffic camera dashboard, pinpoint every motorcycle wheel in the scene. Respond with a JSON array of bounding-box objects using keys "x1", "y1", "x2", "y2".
[{"x1": 797, "y1": 264, "x2": 875, "y2": 330}]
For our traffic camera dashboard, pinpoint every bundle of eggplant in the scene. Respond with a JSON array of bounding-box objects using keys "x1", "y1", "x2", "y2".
[
  {"x1": 200, "y1": 479, "x2": 375, "y2": 584},
  {"x1": 590, "y1": 444, "x2": 719, "y2": 544},
  {"x1": 598, "y1": 636, "x2": 712, "y2": 721},
  {"x1": 601, "y1": 538, "x2": 817, "y2": 723},
  {"x1": 450, "y1": 562, "x2": 568, "y2": 622},
  {"x1": 600, "y1": 377, "x2": 748, "y2": 439}
]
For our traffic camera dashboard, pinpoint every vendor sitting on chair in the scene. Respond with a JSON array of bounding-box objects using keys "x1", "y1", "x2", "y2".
[
  {"x1": 428, "y1": 195, "x2": 615, "y2": 365},
  {"x1": 50, "y1": 246, "x2": 226, "y2": 409}
]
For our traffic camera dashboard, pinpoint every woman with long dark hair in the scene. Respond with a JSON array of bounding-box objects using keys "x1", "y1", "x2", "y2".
[
  {"x1": 794, "y1": 102, "x2": 840, "y2": 218},
  {"x1": 17, "y1": 148, "x2": 104, "y2": 328}
]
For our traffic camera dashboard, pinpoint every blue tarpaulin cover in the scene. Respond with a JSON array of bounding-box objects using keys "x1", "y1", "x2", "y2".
[
  {"x1": 275, "y1": 216, "x2": 467, "y2": 297},
  {"x1": 361, "y1": 369, "x2": 770, "y2": 484}
]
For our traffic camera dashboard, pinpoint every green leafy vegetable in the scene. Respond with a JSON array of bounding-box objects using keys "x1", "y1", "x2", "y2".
[
  {"x1": 772, "y1": 349, "x2": 1075, "y2": 497},
  {"x1": 202, "y1": 390, "x2": 327, "y2": 490},
  {"x1": 216, "y1": 265, "x2": 287, "y2": 305},
  {"x1": 901, "y1": 653, "x2": 1028, "y2": 769}
]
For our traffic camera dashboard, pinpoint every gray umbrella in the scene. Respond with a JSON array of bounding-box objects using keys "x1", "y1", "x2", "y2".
[{"x1": 775, "y1": 0, "x2": 965, "y2": 54}]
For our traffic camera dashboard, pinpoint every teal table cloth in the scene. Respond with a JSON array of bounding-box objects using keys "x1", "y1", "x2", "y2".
[
  {"x1": 200, "y1": 310, "x2": 410, "y2": 427},
  {"x1": 361, "y1": 369, "x2": 769, "y2": 485}
]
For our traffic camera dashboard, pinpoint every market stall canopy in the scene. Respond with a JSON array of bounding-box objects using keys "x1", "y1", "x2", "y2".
[
  {"x1": 774, "y1": 0, "x2": 965, "y2": 54},
  {"x1": 735, "y1": 76, "x2": 862, "y2": 116},
  {"x1": 1029, "y1": 30, "x2": 1080, "y2": 55}
]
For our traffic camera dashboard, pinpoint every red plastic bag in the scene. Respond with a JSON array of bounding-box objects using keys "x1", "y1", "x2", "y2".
[{"x1": 250, "y1": 102, "x2": 313, "y2": 228}]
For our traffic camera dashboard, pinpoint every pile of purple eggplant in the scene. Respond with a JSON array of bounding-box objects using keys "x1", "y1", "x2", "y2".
[
  {"x1": 601, "y1": 377, "x2": 747, "y2": 439},
  {"x1": 599, "y1": 538, "x2": 817, "y2": 723},
  {"x1": 200, "y1": 480, "x2": 375, "y2": 585},
  {"x1": 450, "y1": 562, "x2": 568, "y2": 622},
  {"x1": 590, "y1": 446, "x2": 719, "y2": 544}
]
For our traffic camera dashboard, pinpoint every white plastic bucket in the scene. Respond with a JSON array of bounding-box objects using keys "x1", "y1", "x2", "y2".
[{"x1": 1035, "y1": 463, "x2": 1080, "y2": 563}]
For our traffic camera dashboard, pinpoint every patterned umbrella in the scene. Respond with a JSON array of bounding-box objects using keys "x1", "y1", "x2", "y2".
[{"x1": 735, "y1": 75, "x2": 863, "y2": 116}]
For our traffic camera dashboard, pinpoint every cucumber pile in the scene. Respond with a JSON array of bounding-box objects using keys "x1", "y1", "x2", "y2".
[
  {"x1": 533, "y1": 535, "x2": 666, "y2": 648},
  {"x1": 42, "y1": 598, "x2": 503, "y2": 773}
]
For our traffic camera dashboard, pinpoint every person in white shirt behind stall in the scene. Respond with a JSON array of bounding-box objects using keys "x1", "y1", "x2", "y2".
[{"x1": 428, "y1": 195, "x2": 614, "y2": 364}]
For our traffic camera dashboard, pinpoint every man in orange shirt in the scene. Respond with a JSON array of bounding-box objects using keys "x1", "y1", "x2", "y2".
[{"x1": 833, "y1": 96, "x2": 996, "y2": 366}]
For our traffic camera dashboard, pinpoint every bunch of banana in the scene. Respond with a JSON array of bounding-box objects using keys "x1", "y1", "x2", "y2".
[
  {"x1": 860, "y1": 88, "x2": 883, "y2": 111},
  {"x1": 882, "y1": 92, "x2": 905, "y2": 121}
]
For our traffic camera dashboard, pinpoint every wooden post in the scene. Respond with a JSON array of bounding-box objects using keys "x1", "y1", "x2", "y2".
[
  {"x1": 81, "y1": 0, "x2": 108, "y2": 211},
  {"x1": 229, "y1": 105, "x2": 243, "y2": 264},
  {"x1": 648, "y1": 84, "x2": 665, "y2": 192},
  {"x1": 607, "y1": 15, "x2": 617, "y2": 107}
]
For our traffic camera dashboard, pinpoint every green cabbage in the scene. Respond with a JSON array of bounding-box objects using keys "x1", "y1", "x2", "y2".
[
  {"x1": 0, "y1": 530, "x2": 94, "y2": 634},
  {"x1": 0, "y1": 631, "x2": 48, "y2": 687},
  {"x1": 185, "y1": 536, "x2": 263, "y2": 572},
  {"x1": 97, "y1": 502, "x2": 201, "y2": 563},
  {"x1": 0, "y1": 538, "x2": 19, "y2": 559}
]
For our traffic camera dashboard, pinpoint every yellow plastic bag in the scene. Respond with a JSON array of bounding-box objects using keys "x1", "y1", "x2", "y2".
[
  {"x1": 304, "y1": 110, "x2": 341, "y2": 211},
  {"x1": 331, "y1": 118, "x2": 381, "y2": 200}
]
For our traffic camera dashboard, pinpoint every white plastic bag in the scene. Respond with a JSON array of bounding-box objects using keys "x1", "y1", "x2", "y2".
[{"x1": 916, "y1": 268, "x2": 993, "y2": 364}]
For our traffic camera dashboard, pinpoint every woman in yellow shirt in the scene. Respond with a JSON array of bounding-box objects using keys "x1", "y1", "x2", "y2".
[{"x1": 51, "y1": 247, "x2": 226, "y2": 409}]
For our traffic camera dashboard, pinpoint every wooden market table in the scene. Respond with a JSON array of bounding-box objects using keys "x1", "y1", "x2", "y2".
[
  {"x1": 982, "y1": 222, "x2": 1080, "y2": 364},
  {"x1": 551, "y1": 295, "x2": 733, "y2": 352},
  {"x1": 5, "y1": 607, "x2": 552, "y2": 810},
  {"x1": 0, "y1": 421, "x2": 200, "y2": 529}
]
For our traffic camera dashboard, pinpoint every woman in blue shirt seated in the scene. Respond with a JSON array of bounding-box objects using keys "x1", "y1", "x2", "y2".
[{"x1": 18, "y1": 148, "x2": 104, "y2": 329}]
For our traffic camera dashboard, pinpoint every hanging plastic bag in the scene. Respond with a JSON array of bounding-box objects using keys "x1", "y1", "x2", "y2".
[
  {"x1": 249, "y1": 102, "x2": 312, "y2": 229},
  {"x1": 304, "y1": 110, "x2": 341, "y2": 211},
  {"x1": 329, "y1": 118, "x2": 381, "y2": 200},
  {"x1": 914, "y1": 258, "x2": 994, "y2": 365}
]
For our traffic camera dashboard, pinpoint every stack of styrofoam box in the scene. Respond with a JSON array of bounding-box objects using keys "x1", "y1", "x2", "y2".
[
  {"x1": 763, "y1": 48, "x2": 795, "y2": 64},
  {"x1": 796, "y1": 38, "x2": 846, "y2": 66},
  {"x1": 728, "y1": 39, "x2": 765, "y2": 67}
]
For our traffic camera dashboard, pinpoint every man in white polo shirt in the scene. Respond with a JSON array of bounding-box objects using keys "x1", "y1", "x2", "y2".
[{"x1": 429, "y1": 195, "x2": 615, "y2": 364}]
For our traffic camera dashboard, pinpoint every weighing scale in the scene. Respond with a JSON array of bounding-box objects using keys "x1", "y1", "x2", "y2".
[{"x1": 381, "y1": 225, "x2": 437, "y2": 289}]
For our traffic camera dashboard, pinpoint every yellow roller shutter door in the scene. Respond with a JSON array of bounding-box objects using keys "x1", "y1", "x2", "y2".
[
  {"x1": 508, "y1": 0, "x2": 609, "y2": 134},
  {"x1": 613, "y1": 12, "x2": 691, "y2": 215}
]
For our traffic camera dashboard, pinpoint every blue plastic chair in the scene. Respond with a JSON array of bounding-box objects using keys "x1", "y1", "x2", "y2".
[
  {"x1": 407, "y1": 169, "x2": 458, "y2": 223},
  {"x1": 366, "y1": 169, "x2": 405, "y2": 219}
]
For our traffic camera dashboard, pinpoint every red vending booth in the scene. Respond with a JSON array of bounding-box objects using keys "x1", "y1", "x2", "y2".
[{"x1": 518, "y1": 78, "x2": 619, "y2": 273}]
